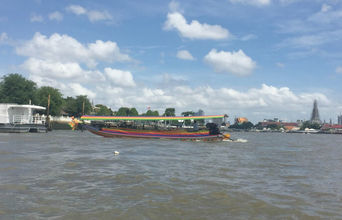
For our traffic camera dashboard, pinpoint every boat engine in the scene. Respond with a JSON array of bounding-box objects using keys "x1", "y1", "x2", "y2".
[{"x1": 206, "y1": 123, "x2": 220, "y2": 135}]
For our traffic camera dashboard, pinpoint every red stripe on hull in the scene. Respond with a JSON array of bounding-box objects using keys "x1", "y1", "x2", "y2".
[{"x1": 86, "y1": 126, "x2": 223, "y2": 141}]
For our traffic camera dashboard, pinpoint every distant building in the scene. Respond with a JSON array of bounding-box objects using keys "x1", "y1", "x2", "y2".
[
  {"x1": 321, "y1": 124, "x2": 342, "y2": 131},
  {"x1": 310, "y1": 100, "x2": 321, "y2": 124},
  {"x1": 263, "y1": 118, "x2": 281, "y2": 122},
  {"x1": 338, "y1": 114, "x2": 342, "y2": 125},
  {"x1": 257, "y1": 121, "x2": 299, "y2": 131}
]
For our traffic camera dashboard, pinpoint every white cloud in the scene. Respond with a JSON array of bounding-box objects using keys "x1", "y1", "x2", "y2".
[
  {"x1": 321, "y1": 4, "x2": 331, "y2": 13},
  {"x1": 16, "y1": 32, "x2": 131, "y2": 67},
  {"x1": 168, "y1": 0, "x2": 181, "y2": 13},
  {"x1": 88, "y1": 40, "x2": 131, "y2": 63},
  {"x1": 21, "y1": 58, "x2": 84, "y2": 79},
  {"x1": 49, "y1": 11, "x2": 63, "y2": 21},
  {"x1": 308, "y1": 5, "x2": 342, "y2": 24},
  {"x1": 68, "y1": 83, "x2": 96, "y2": 99},
  {"x1": 157, "y1": 73, "x2": 188, "y2": 88},
  {"x1": 241, "y1": 34, "x2": 257, "y2": 41},
  {"x1": 204, "y1": 49, "x2": 256, "y2": 76},
  {"x1": 0, "y1": 32, "x2": 8, "y2": 43},
  {"x1": 96, "y1": 83, "x2": 331, "y2": 123},
  {"x1": 276, "y1": 62, "x2": 285, "y2": 68},
  {"x1": 16, "y1": 32, "x2": 134, "y2": 100},
  {"x1": 66, "y1": 5, "x2": 86, "y2": 15},
  {"x1": 336, "y1": 66, "x2": 342, "y2": 74},
  {"x1": 12, "y1": 32, "x2": 337, "y2": 122},
  {"x1": 66, "y1": 4, "x2": 112, "y2": 23},
  {"x1": 87, "y1": 10, "x2": 112, "y2": 22},
  {"x1": 278, "y1": 30, "x2": 342, "y2": 48},
  {"x1": 164, "y1": 12, "x2": 230, "y2": 40},
  {"x1": 278, "y1": 3, "x2": 342, "y2": 49},
  {"x1": 176, "y1": 50, "x2": 195, "y2": 60},
  {"x1": 30, "y1": 14, "x2": 43, "y2": 23},
  {"x1": 104, "y1": 67, "x2": 136, "y2": 87},
  {"x1": 229, "y1": 0, "x2": 271, "y2": 6}
]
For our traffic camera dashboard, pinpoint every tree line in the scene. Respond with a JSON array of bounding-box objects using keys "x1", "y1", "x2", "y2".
[
  {"x1": 0, "y1": 73, "x2": 92, "y2": 117},
  {"x1": 0, "y1": 73, "x2": 179, "y2": 117}
]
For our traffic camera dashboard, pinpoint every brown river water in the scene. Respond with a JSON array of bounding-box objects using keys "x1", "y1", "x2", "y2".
[{"x1": 0, "y1": 131, "x2": 342, "y2": 219}]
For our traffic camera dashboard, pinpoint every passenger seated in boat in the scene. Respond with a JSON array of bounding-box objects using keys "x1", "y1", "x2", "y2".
[{"x1": 206, "y1": 123, "x2": 220, "y2": 135}]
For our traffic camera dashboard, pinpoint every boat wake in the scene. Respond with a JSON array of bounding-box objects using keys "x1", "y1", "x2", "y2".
[{"x1": 223, "y1": 138, "x2": 248, "y2": 143}]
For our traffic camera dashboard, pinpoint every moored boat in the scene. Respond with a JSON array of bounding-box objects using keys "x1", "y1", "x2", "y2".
[{"x1": 0, "y1": 103, "x2": 47, "y2": 133}]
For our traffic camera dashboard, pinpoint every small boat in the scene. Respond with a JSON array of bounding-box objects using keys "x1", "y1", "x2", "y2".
[{"x1": 81, "y1": 115, "x2": 231, "y2": 141}]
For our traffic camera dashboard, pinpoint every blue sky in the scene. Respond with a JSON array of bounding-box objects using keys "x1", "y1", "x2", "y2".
[{"x1": 1, "y1": 0, "x2": 342, "y2": 122}]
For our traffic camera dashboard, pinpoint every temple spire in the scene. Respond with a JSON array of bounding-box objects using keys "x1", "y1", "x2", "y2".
[{"x1": 310, "y1": 99, "x2": 321, "y2": 124}]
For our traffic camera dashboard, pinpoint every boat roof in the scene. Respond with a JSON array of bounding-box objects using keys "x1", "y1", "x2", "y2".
[
  {"x1": 81, "y1": 115, "x2": 225, "y2": 121},
  {"x1": 0, "y1": 103, "x2": 46, "y2": 110}
]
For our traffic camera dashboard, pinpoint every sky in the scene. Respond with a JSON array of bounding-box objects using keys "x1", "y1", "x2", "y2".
[{"x1": 1, "y1": 0, "x2": 342, "y2": 123}]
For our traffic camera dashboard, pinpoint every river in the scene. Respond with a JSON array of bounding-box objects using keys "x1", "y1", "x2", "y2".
[{"x1": 1, "y1": 131, "x2": 342, "y2": 219}]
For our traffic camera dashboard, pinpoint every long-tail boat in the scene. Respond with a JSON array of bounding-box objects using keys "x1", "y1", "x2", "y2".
[{"x1": 80, "y1": 115, "x2": 231, "y2": 141}]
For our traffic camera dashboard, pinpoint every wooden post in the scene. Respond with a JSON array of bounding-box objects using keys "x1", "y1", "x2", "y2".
[
  {"x1": 46, "y1": 94, "x2": 51, "y2": 131},
  {"x1": 82, "y1": 100, "x2": 85, "y2": 116}
]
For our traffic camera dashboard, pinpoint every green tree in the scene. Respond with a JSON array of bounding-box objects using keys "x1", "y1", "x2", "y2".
[
  {"x1": 144, "y1": 110, "x2": 153, "y2": 116},
  {"x1": 163, "y1": 108, "x2": 175, "y2": 116},
  {"x1": 181, "y1": 111, "x2": 194, "y2": 126},
  {"x1": 75, "y1": 95, "x2": 91, "y2": 117},
  {"x1": 229, "y1": 121, "x2": 254, "y2": 130},
  {"x1": 144, "y1": 110, "x2": 159, "y2": 116},
  {"x1": 0, "y1": 73, "x2": 37, "y2": 104},
  {"x1": 63, "y1": 96, "x2": 77, "y2": 116},
  {"x1": 300, "y1": 121, "x2": 321, "y2": 130},
  {"x1": 116, "y1": 107, "x2": 130, "y2": 116},
  {"x1": 63, "y1": 95, "x2": 91, "y2": 117},
  {"x1": 36, "y1": 86, "x2": 64, "y2": 116},
  {"x1": 181, "y1": 111, "x2": 195, "y2": 116},
  {"x1": 241, "y1": 121, "x2": 254, "y2": 129},
  {"x1": 95, "y1": 104, "x2": 112, "y2": 116},
  {"x1": 128, "y1": 108, "x2": 139, "y2": 116}
]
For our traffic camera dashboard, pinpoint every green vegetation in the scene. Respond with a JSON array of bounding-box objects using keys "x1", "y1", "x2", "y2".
[
  {"x1": 94, "y1": 104, "x2": 112, "y2": 116},
  {"x1": 0, "y1": 73, "x2": 37, "y2": 104},
  {"x1": 181, "y1": 111, "x2": 195, "y2": 126},
  {"x1": 116, "y1": 107, "x2": 139, "y2": 116},
  {"x1": 229, "y1": 121, "x2": 254, "y2": 130},
  {"x1": 181, "y1": 111, "x2": 194, "y2": 116},
  {"x1": 266, "y1": 123, "x2": 282, "y2": 130},
  {"x1": 300, "y1": 121, "x2": 321, "y2": 130},
  {"x1": 143, "y1": 110, "x2": 159, "y2": 116},
  {"x1": 0, "y1": 73, "x2": 92, "y2": 117},
  {"x1": 163, "y1": 108, "x2": 175, "y2": 116},
  {"x1": 36, "y1": 86, "x2": 64, "y2": 116}
]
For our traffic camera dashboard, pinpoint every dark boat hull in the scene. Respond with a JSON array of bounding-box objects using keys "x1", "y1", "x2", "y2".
[
  {"x1": 84, "y1": 125, "x2": 225, "y2": 141},
  {"x1": 0, "y1": 124, "x2": 47, "y2": 133}
]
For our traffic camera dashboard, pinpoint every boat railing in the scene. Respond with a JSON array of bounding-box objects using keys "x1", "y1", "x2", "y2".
[{"x1": 12, "y1": 115, "x2": 46, "y2": 124}]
